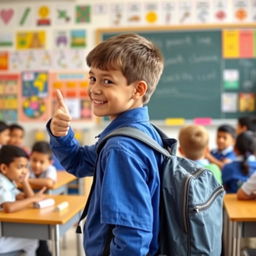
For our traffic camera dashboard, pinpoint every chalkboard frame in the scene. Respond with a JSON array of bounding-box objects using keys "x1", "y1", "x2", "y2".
[{"x1": 96, "y1": 24, "x2": 256, "y2": 121}]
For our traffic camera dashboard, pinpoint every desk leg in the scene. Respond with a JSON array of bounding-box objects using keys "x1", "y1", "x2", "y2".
[
  {"x1": 76, "y1": 233, "x2": 84, "y2": 256},
  {"x1": 223, "y1": 209, "x2": 230, "y2": 256},
  {"x1": 50, "y1": 225, "x2": 60, "y2": 256},
  {"x1": 232, "y1": 222, "x2": 242, "y2": 256}
]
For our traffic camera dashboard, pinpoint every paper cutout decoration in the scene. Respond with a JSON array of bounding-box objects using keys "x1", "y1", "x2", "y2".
[
  {"x1": 0, "y1": 8, "x2": 14, "y2": 25},
  {"x1": 18, "y1": 7, "x2": 31, "y2": 26},
  {"x1": 239, "y1": 30, "x2": 253, "y2": 58},
  {"x1": 76, "y1": 5, "x2": 91, "y2": 23},
  {"x1": 37, "y1": 5, "x2": 51, "y2": 26}
]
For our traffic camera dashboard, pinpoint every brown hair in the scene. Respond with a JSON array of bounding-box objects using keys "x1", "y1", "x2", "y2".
[
  {"x1": 178, "y1": 125, "x2": 209, "y2": 160},
  {"x1": 86, "y1": 33, "x2": 164, "y2": 104}
]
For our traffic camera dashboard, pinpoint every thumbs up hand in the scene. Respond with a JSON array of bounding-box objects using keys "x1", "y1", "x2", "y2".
[{"x1": 50, "y1": 89, "x2": 72, "y2": 137}]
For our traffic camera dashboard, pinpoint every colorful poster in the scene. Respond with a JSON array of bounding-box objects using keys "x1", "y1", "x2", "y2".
[
  {"x1": 16, "y1": 31, "x2": 46, "y2": 50},
  {"x1": 239, "y1": 93, "x2": 255, "y2": 112},
  {"x1": 54, "y1": 30, "x2": 69, "y2": 48},
  {"x1": 223, "y1": 69, "x2": 239, "y2": 89},
  {"x1": 0, "y1": 73, "x2": 20, "y2": 121},
  {"x1": 253, "y1": 30, "x2": 256, "y2": 57},
  {"x1": 233, "y1": 0, "x2": 249, "y2": 22},
  {"x1": 221, "y1": 93, "x2": 238, "y2": 112},
  {"x1": 222, "y1": 30, "x2": 239, "y2": 58},
  {"x1": 178, "y1": 1, "x2": 193, "y2": 24},
  {"x1": 50, "y1": 72, "x2": 92, "y2": 121},
  {"x1": 21, "y1": 71, "x2": 50, "y2": 121},
  {"x1": 239, "y1": 30, "x2": 253, "y2": 57},
  {"x1": 0, "y1": 51, "x2": 8, "y2": 71}
]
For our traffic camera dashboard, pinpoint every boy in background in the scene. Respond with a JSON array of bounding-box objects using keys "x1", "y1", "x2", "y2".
[
  {"x1": 29, "y1": 141, "x2": 57, "y2": 190},
  {"x1": 178, "y1": 124, "x2": 222, "y2": 184},
  {"x1": 8, "y1": 123, "x2": 30, "y2": 154},
  {"x1": 0, "y1": 121, "x2": 10, "y2": 147},
  {"x1": 206, "y1": 124, "x2": 236, "y2": 169},
  {"x1": 236, "y1": 116, "x2": 256, "y2": 134},
  {"x1": 47, "y1": 33, "x2": 164, "y2": 255},
  {"x1": 237, "y1": 171, "x2": 256, "y2": 200},
  {"x1": 0, "y1": 145, "x2": 45, "y2": 255}
]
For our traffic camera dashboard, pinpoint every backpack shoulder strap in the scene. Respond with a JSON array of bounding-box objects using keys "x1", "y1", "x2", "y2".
[{"x1": 97, "y1": 126, "x2": 173, "y2": 158}]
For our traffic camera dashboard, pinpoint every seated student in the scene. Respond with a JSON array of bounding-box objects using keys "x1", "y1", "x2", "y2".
[
  {"x1": 222, "y1": 131, "x2": 256, "y2": 193},
  {"x1": 206, "y1": 124, "x2": 236, "y2": 169},
  {"x1": 0, "y1": 120, "x2": 10, "y2": 148},
  {"x1": 29, "y1": 141, "x2": 57, "y2": 190},
  {"x1": 237, "y1": 172, "x2": 256, "y2": 200},
  {"x1": 8, "y1": 122, "x2": 30, "y2": 154},
  {"x1": 178, "y1": 124, "x2": 222, "y2": 184},
  {"x1": 236, "y1": 115, "x2": 256, "y2": 134},
  {"x1": 0, "y1": 145, "x2": 46, "y2": 255}
]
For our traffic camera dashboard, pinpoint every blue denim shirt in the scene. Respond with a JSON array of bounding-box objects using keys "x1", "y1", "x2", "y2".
[{"x1": 47, "y1": 107, "x2": 163, "y2": 256}]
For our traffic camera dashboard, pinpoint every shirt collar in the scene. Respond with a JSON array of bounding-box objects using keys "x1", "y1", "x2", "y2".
[
  {"x1": 98, "y1": 106, "x2": 150, "y2": 139},
  {"x1": 0, "y1": 173, "x2": 17, "y2": 190},
  {"x1": 194, "y1": 159, "x2": 210, "y2": 166},
  {"x1": 216, "y1": 146, "x2": 233, "y2": 155},
  {"x1": 235, "y1": 155, "x2": 256, "y2": 162}
]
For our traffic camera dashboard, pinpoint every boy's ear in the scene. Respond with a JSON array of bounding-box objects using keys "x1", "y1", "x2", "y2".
[
  {"x1": 0, "y1": 163, "x2": 7, "y2": 175},
  {"x1": 179, "y1": 146, "x2": 184, "y2": 156},
  {"x1": 134, "y1": 81, "x2": 147, "y2": 97}
]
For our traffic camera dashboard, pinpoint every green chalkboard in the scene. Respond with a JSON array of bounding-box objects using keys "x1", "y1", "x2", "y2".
[{"x1": 99, "y1": 27, "x2": 256, "y2": 120}]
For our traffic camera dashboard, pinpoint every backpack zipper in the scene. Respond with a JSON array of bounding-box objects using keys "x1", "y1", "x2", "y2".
[
  {"x1": 192, "y1": 186, "x2": 224, "y2": 213},
  {"x1": 183, "y1": 168, "x2": 224, "y2": 233}
]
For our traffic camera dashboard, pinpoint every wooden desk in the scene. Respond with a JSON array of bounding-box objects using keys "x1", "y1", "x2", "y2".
[
  {"x1": 223, "y1": 194, "x2": 256, "y2": 256},
  {"x1": 0, "y1": 195, "x2": 87, "y2": 256},
  {"x1": 48, "y1": 171, "x2": 77, "y2": 195}
]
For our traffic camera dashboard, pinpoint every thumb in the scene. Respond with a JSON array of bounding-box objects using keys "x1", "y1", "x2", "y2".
[{"x1": 55, "y1": 89, "x2": 70, "y2": 115}]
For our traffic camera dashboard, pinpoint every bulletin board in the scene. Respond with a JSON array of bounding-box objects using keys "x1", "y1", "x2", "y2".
[{"x1": 97, "y1": 24, "x2": 256, "y2": 120}]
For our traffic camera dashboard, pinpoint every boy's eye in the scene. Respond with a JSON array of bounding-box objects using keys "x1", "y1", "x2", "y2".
[
  {"x1": 103, "y1": 79, "x2": 113, "y2": 85},
  {"x1": 89, "y1": 76, "x2": 96, "y2": 83}
]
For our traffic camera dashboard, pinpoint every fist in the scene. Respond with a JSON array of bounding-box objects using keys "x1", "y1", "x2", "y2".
[{"x1": 50, "y1": 89, "x2": 72, "y2": 137}]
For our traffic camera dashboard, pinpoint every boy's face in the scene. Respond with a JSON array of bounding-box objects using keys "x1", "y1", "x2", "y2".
[
  {"x1": 1, "y1": 157, "x2": 28, "y2": 184},
  {"x1": 0, "y1": 129, "x2": 10, "y2": 145},
  {"x1": 88, "y1": 67, "x2": 143, "y2": 120},
  {"x1": 8, "y1": 129, "x2": 24, "y2": 146},
  {"x1": 30, "y1": 152, "x2": 51, "y2": 176},
  {"x1": 216, "y1": 131, "x2": 234, "y2": 151}
]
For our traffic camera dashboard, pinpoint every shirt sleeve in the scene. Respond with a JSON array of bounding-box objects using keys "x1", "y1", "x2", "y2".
[
  {"x1": 45, "y1": 165, "x2": 57, "y2": 181},
  {"x1": 241, "y1": 173, "x2": 256, "y2": 195},
  {"x1": 100, "y1": 147, "x2": 154, "y2": 255}
]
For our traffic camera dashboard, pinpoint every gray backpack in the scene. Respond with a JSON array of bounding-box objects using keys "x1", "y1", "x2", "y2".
[{"x1": 77, "y1": 125, "x2": 225, "y2": 256}]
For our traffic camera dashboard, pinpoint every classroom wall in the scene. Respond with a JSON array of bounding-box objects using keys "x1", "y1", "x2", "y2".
[{"x1": 0, "y1": 0, "x2": 252, "y2": 149}]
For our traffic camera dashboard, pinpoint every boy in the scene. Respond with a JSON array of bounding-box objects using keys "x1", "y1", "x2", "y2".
[
  {"x1": 47, "y1": 33, "x2": 164, "y2": 255},
  {"x1": 0, "y1": 120, "x2": 10, "y2": 147},
  {"x1": 8, "y1": 123, "x2": 30, "y2": 154},
  {"x1": 29, "y1": 141, "x2": 57, "y2": 190},
  {"x1": 0, "y1": 145, "x2": 45, "y2": 255},
  {"x1": 178, "y1": 124, "x2": 222, "y2": 184},
  {"x1": 237, "y1": 172, "x2": 256, "y2": 200},
  {"x1": 236, "y1": 116, "x2": 256, "y2": 134},
  {"x1": 206, "y1": 124, "x2": 236, "y2": 169}
]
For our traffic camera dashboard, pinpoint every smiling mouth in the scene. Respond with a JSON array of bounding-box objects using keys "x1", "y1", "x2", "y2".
[{"x1": 93, "y1": 99, "x2": 107, "y2": 105}]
